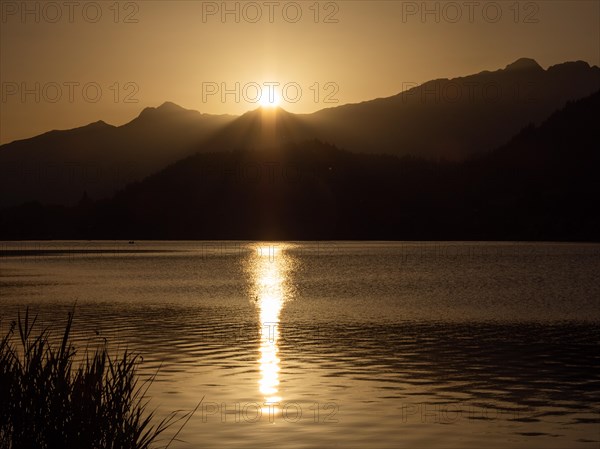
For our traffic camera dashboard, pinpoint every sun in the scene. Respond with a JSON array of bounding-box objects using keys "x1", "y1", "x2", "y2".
[{"x1": 259, "y1": 89, "x2": 281, "y2": 108}]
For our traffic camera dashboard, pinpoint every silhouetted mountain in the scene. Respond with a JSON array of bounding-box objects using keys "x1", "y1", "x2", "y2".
[
  {"x1": 0, "y1": 103, "x2": 235, "y2": 207},
  {"x1": 302, "y1": 59, "x2": 599, "y2": 159},
  {"x1": 192, "y1": 59, "x2": 599, "y2": 158},
  {"x1": 205, "y1": 107, "x2": 316, "y2": 151},
  {"x1": 2, "y1": 90, "x2": 598, "y2": 241},
  {"x1": 504, "y1": 57, "x2": 544, "y2": 72},
  {"x1": 1, "y1": 59, "x2": 598, "y2": 209}
]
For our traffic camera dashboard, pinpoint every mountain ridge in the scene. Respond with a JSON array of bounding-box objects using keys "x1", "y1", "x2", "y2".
[
  {"x1": 2, "y1": 89, "x2": 598, "y2": 241},
  {"x1": 504, "y1": 57, "x2": 544, "y2": 72},
  {"x1": 3, "y1": 58, "x2": 596, "y2": 144},
  {"x1": 1, "y1": 58, "x2": 598, "y2": 208}
]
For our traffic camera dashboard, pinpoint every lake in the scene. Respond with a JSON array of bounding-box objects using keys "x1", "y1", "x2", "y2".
[{"x1": 1, "y1": 241, "x2": 599, "y2": 448}]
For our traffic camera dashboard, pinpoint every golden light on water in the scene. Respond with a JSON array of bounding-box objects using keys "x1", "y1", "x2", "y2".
[{"x1": 250, "y1": 244, "x2": 293, "y2": 408}]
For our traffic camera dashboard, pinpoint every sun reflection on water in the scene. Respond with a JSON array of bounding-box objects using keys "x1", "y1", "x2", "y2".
[{"x1": 250, "y1": 244, "x2": 293, "y2": 409}]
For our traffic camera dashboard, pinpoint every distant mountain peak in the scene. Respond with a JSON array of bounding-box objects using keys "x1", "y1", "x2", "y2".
[
  {"x1": 505, "y1": 58, "x2": 544, "y2": 72},
  {"x1": 137, "y1": 102, "x2": 193, "y2": 120},
  {"x1": 76, "y1": 120, "x2": 113, "y2": 131},
  {"x1": 138, "y1": 106, "x2": 156, "y2": 117},
  {"x1": 239, "y1": 106, "x2": 290, "y2": 119},
  {"x1": 156, "y1": 101, "x2": 187, "y2": 112},
  {"x1": 90, "y1": 119, "x2": 109, "y2": 127},
  {"x1": 257, "y1": 105, "x2": 290, "y2": 114}
]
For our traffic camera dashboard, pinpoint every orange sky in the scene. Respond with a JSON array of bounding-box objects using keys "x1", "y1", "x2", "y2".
[{"x1": 1, "y1": 0, "x2": 599, "y2": 144}]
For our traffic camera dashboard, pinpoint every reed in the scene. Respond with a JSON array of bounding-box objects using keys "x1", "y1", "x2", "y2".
[{"x1": 0, "y1": 309, "x2": 194, "y2": 449}]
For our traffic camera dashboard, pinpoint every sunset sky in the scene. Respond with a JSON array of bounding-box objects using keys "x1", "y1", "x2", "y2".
[{"x1": 1, "y1": 0, "x2": 599, "y2": 144}]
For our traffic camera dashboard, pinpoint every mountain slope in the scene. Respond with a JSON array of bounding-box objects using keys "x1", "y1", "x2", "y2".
[
  {"x1": 192, "y1": 59, "x2": 599, "y2": 158},
  {"x1": 1, "y1": 58, "x2": 598, "y2": 208},
  {"x1": 302, "y1": 59, "x2": 600, "y2": 159},
  {"x1": 2, "y1": 90, "x2": 598, "y2": 241},
  {"x1": 0, "y1": 103, "x2": 235, "y2": 207}
]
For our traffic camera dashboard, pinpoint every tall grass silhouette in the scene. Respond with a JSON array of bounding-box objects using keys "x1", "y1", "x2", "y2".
[{"x1": 0, "y1": 309, "x2": 197, "y2": 449}]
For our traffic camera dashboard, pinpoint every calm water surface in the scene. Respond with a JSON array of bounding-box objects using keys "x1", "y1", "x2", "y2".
[{"x1": 1, "y1": 241, "x2": 599, "y2": 448}]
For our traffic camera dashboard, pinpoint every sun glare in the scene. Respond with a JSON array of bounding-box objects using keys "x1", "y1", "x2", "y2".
[{"x1": 259, "y1": 90, "x2": 281, "y2": 108}]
